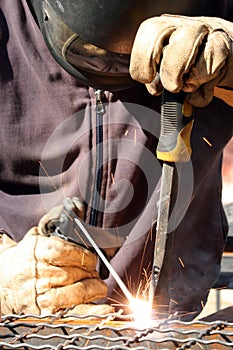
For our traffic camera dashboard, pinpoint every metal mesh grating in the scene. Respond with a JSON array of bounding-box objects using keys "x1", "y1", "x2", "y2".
[{"x1": 0, "y1": 312, "x2": 233, "y2": 349}]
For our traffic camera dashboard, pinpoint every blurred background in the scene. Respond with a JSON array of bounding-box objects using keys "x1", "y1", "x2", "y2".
[{"x1": 198, "y1": 136, "x2": 233, "y2": 319}]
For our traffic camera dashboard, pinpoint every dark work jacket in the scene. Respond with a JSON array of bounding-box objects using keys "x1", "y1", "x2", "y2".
[{"x1": 0, "y1": 0, "x2": 232, "y2": 320}]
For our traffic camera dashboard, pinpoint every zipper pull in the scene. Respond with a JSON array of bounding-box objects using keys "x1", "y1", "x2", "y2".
[{"x1": 94, "y1": 90, "x2": 105, "y2": 114}]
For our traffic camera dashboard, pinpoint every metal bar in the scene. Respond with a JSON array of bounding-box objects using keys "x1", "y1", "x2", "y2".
[
  {"x1": 1, "y1": 315, "x2": 233, "y2": 349},
  {"x1": 149, "y1": 162, "x2": 174, "y2": 307}
]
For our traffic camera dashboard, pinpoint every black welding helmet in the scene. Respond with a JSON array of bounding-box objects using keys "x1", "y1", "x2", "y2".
[{"x1": 29, "y1": 0, "x2": 207, "y2": 90}]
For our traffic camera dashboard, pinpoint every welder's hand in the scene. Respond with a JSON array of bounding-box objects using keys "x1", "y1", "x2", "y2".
[
  {"x1": 130, "y1": 15, "x2": 233, "y2": 107},
  {"x1": 0, "y1": 229, "x2": 114, "y2": 316},
  {"x1": 38, "y1": 197, "x2": 123, "y2": 260}
]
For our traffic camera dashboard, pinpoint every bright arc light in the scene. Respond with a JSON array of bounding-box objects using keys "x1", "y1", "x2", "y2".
[{"x1": 130, "y1": 297, "x2": 153, "y2": 328}]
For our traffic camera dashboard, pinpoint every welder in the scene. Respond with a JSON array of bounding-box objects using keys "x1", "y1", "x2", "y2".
[{"x1": 0, "y1": 0, "x2": 232, "y2": 320}]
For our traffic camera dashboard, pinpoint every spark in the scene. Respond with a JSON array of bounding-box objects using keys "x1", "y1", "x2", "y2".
[
  {"x1": 74, "y1": 217, "x2": 158, "y2": 326},
  {"x1": 74, "y1": 228, "x2": 88, "y2": 248},
  {"x1": 134, "y1": 129, "x2": 137, "y2": 145},
  {"x1": 108, "y1": 289, "x2": 129, "y2": 307},
  {"x1": 74, "y1": 217, "x2": 133, "y2": 302},
  {"x1": 107, "y1": 294, "x2": 130, "y2": 309},
  {"x1": 202, "y1": 137, "x2": 212, "y2": 147},
  {"x1": 178, "y1": 256, "x2": 185, "y2": 268},
  {"x1": 62, "y1": 207, "x2": 74, "y2": 222},
  {"x1": 136, "y1": 276, "x2": 150, "y2": 301},
  {"x1": 81, "y1": 252, "x2": 85, "y2": 266},
  {"x1": 124, "y1": 130, "x2": 129, "y2": 136},
  {"x1": 180, "y1": 146, "x2": 191, "y2": 155},
  {"x1": 111, "y1": 173, "x2": 115, "y2": 184},
  {"x1": 38, "y1": 160, "x2": 58, "y2": 191},
  {"x1": 136, "y1": 230, "x2": 153, "y2": 291}
]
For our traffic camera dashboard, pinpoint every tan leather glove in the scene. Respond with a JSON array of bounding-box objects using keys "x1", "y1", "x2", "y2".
[
  {"x1": 0, "y1": 228, "x2": 114, "y2": 316},
  {"x1": 130, "y1": 14, "x2": 233, "y2": 107}
]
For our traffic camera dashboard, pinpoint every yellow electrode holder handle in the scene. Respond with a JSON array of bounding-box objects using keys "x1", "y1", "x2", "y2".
[{"x1": 156, "y1": 90, "x2": 193, "y2": 163}]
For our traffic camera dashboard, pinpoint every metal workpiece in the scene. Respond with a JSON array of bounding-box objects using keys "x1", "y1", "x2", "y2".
[{"x1": 0, "y1": 311, "x2": 233, "y2": 349}]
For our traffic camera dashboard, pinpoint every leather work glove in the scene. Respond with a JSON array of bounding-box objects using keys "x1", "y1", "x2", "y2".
[
  {"x1": 130, "y1": 14, "x2": 233, "y2": 107},
  {"x1": 0, "y1": 227, "x2": 114, "y2": 316}
]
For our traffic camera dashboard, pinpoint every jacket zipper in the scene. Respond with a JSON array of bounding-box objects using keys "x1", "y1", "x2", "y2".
[{"x1": 90, "y1": 90, "x2": 105, "y2": 226}]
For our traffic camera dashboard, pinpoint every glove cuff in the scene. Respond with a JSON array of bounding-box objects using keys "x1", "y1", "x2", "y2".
[{"x1": 0, "y1": 228, "x2": 40, "y2": 315}]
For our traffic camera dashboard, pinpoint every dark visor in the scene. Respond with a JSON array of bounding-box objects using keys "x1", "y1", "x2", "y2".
[{"x1": 41, "y1": 0, "x2": 134, "y2": 90}]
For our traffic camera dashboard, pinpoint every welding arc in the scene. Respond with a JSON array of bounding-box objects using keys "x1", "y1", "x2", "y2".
[{"x1": 74, "y1": 218, "x2": 133, "y2": 303}]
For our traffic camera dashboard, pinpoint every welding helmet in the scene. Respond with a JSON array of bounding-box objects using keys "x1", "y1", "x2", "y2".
[{"x1": 29, "y1": 0, "x2": 206, "y2": 90}]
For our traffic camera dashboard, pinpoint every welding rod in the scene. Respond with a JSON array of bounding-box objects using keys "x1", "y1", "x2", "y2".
[{"x1": 74, "y1": 218, "x2": 133, "y2": 303}]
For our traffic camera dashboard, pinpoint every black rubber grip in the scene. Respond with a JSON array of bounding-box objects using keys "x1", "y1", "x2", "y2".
[{"x1": 156, "y1": 90, "x2": 193, "y2": 162}]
